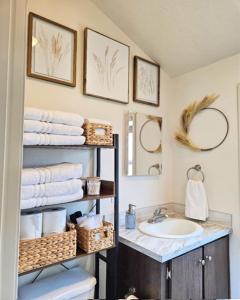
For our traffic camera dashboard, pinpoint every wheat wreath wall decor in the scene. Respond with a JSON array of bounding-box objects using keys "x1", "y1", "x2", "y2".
[{"x1": 175, "y1": 94, "x2": 229, "y2": 152}]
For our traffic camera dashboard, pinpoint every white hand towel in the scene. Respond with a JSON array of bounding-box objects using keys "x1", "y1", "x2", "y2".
[
  {"x1": 22, "y1": 163, "x2": 83, "y2": 186},
  {"x1": 24, "y1": 120, "x2": 84, "y2": 136},
  {"x1": 24, "y1": 107, "x2": 84, "y2": 127},
  {"x1": 20, "y1": 189, "x2": 84, "y2": 209},
  {"x1": 23, "y1": 133, "x2": 86, "y2": 146},
  {"x1": 21, "y1": 179, "x2": 83, "y2": 200},
  {"x1": 185, "y1": 179, "x2": 208, "y2": 221}
]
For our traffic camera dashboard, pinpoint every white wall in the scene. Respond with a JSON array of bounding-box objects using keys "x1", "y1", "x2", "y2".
[
  {"x1": 25, "y1": 0, "x2": 173, "y2": 212},
  {"x1": 170, "y1": 54, "x2": 240, "y2": 298},
  {"x1": 21, "y1": 0, "x2": 173, "y2": 294}
]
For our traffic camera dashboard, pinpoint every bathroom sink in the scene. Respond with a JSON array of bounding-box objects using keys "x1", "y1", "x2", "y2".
[{"x1": 138, "y1": 218, "x2": 203, "y2": 239}]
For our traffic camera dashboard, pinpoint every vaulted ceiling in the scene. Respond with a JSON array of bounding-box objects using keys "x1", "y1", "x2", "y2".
[{"x1": 92, "y1": 0, "x2": 240, "y2": 76}]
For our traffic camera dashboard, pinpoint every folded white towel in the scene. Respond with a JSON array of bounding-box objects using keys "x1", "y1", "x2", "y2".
[
  {"x1": 24, "y1": 120, "x2": 84, "y2": 136},
  {"x1": 185, "y1": 179, "x2": 208, "y2": 221},
  {"x1": 22, "y1": 163, "x2": 83, "y2": 186},
  {"x1": 21, "y1": 179, "x2": 82, "y2": 200},
  {"x1": 21, "y1": 190, "x2": 84, "y2": 209},
  {"x1": 24, "y1": 107, "x2": 84, "y2": 127},
  {"x1": 85, "y1": 118, "x2": 112, "y2": 126},
  {"x1": 23, "y1": 133, "x2": 86, "y2": 146}
]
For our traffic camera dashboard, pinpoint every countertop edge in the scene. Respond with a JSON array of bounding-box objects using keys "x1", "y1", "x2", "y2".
[{"x1": 119, "y1": 228, "x2": 232, "y2": 263}]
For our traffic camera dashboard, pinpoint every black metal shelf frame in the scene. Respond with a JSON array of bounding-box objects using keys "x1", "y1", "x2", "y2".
[
  {"x1": 95, "y1": 134, "x2": 119, "y2": 299},
  {"x1": 22, "y1": 134, "x2": 119, "y2": 299}
]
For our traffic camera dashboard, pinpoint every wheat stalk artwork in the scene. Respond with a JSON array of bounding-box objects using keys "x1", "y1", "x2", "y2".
[
  {"x1": 175, "y1": 94, "x2": 220, "y2": 151},
  {"x1": 139, "y1": 65, "x2": 156, "y2": 97},
  {"x1": 84, "y1": 28, "x2": 129, "y2": 103},
  {"x1": 133, "y1": 57, "x2": 160, "y2": 106},
  {"x1": 92, "y1": 45, "x2": 124, "y2": 91},
  {"x1": 27, "y1": 13, "x2": 76, "y2": 86},
  {"x1": 37, "y1": 28, "x2": 70, "y2": 76}
]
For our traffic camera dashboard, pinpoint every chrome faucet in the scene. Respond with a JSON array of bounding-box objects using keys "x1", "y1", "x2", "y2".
[{"x1": 148, "y1": 207, "x2": 168, "y2": 224}]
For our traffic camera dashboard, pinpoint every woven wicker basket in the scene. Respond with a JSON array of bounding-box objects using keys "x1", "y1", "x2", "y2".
[
  {"x1": 76, "y1": 221, "x2": 114, "y2": 253},
  {"x1": 19, "y1": 223, "x2": 76, "y2": 274},
  {"x1": 83, "y1": 122, "x2": 113, "y2": 146}
]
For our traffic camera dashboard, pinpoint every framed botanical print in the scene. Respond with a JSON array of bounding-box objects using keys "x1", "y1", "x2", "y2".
[
  {"x1": 84, "y1": 28, "x2": 129, "y2": 104},
  {"x1": 27, "y1": 13, "x2": 77, "y2": 87},
  {"x1": 133, "y1": 56, "x2": 160, "y2": 106}
]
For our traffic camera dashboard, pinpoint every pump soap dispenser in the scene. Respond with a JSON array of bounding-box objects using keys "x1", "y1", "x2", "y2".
[{"x1": 125, "y1": 204, "x2": 136, "y2": 229}]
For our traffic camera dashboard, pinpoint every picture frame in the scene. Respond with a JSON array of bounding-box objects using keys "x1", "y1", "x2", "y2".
[
  {"x1": 133, "y1": 56, "x2": 160, "y2": 107},
  {"x1": 27, "y1": 12, "x2": 77, "y2": 87},
  {"x1": 83, "y1": 28, "x2": 130, "y2": 104}
]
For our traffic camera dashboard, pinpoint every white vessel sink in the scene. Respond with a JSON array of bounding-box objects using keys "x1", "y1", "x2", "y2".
[{"x1": 138, "y1": 218, "x2": 203, "y2": 239}]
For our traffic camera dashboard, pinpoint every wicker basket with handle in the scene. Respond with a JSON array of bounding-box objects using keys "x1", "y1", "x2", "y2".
[
  {"x1": 83, "y1": 122, "x2": 113, "y2": 146},
  {"x1": 18, "y1": 223, "x2": 76, "y2": 274},
  {"x1": 76, "y1": 221, "x2": 114, "y2": 253}
]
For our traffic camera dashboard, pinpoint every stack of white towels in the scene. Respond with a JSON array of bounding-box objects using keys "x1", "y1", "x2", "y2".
[
  {"x1": 23, "y1": 107, "x2": 86, "y2": 145},
  {"x1": 21, "y1": 163, "x2": 84, "y2": 209}
]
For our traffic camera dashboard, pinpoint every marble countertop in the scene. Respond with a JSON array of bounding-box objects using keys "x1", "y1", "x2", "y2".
[{"x1": 119, "y1": 208, "x2": 232, "y2": 263}]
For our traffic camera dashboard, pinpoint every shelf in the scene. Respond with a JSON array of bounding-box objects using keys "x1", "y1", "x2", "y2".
[
  {"x1": 18, "y1": 244, "x2": 116, "y2": 276},
  {"x1": 24, "y1": 144, "x2": 115, "y2": 150},
  {"x1": 21, "y1": 180, "x2": 115, "y2": 211}
]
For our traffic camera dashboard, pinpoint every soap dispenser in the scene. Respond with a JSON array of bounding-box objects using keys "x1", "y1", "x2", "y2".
[{"x1": 125, "y1": 204, "x2": 136, "y2": 229}]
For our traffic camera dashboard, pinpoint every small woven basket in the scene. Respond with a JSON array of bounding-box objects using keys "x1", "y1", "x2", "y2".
[
  {"x1": 76, "y1": 221, "x2": 114, "y2": 253},
  {"x1": 83, "y1": 122, "x2": 113, "y2": 146},
  {"x1": 18, "y1": 223, "x2": 76, "y2": 274}
]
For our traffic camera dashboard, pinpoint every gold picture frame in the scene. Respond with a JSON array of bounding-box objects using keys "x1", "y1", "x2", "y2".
[{"x1": 27, "y1": 12, "x2": 77, "y2": 87}]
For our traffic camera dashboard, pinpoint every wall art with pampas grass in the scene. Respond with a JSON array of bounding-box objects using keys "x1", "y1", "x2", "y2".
[
  {"x1": 83, "y1": 28, "x2": 129, "y2": 104},
  {"x1": 175, "y1": 94, "x2": 229, "y2": 151},
  {"x1": 27, "y1": 13, "x2": 77, "y2": 87},
  {"x1": 133, "y1": 56, "x2": 160, "y2": 107}
]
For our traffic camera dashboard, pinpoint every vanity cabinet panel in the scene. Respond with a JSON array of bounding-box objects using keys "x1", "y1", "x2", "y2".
[
  {"x1": 170, "y1": 247, "x2": 203, "y2": 300},
  {"x1": 118, "y1": 236, "x2": 230, "y2": 299},
  {"x1": 117, "y1": 243, "x2": 167, "y2": 299},
  {"x1": 204, "y1": 237, "x2": 230, "y2": 299}
]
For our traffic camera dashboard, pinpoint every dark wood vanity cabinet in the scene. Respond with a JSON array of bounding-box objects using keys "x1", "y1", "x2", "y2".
[
  {"x1": 117, "y1": 243, "x2": 167, "y2": 299},
  {"x1": 203, "y1": 237, "x2": 230, "y2": 299},
  {"x1": 118, "y1": 236, "x2": 230, "y2": 299}
]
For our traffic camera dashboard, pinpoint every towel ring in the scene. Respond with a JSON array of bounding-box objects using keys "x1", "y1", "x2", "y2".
[
  {"x1": 187, "y1": 164, "x2": 205, "y2": 182},
  {"x1": 148, "y1": 163, "x2": 162, "y2": 175}
]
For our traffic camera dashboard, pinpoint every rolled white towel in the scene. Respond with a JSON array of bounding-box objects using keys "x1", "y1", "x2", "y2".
[
  {"x1": 24, "y1": 120, "x2": 84, "y2": 136},
  {"x1": 21, "y1": 190, "x2": 84, "y2": 209},
  {"x1": 23, "y1": 133, "x2": 86, "y2": 146},
  {"x1": 21, "y1": 179, "x2": 83, "y2": 200},
  {"x1": 24, "y1": 107, "x2": 84, "y2": 127},
  {"x1": 22, "y1": 163, "x2": 83, "y2": 186}
]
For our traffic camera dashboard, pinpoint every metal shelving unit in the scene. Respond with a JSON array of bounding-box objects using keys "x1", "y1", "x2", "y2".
[{"x1": 21, "y1": 134, "x2": 119, "y2": 299}]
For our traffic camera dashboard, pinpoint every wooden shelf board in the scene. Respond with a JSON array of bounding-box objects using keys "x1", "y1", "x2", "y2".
[
  {"x1": 18, "y1": 245, "x2": 115, "y2": 276},
  {"x1": 24, "y1": 144, "x2": 115, "y2": 150}
]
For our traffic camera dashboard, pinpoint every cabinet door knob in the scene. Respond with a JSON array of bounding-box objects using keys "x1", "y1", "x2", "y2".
[
  {"x1": 205, "y1": 255, "x2": 212, "y2": 261},
  {"x1": 199, "y1": 259, "x2": 205, "y2": 266}
]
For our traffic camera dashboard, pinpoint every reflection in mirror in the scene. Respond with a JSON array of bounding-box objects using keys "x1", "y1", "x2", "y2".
[{"x1": 126, "y1": 112, "x2": 162, "y2": 176}]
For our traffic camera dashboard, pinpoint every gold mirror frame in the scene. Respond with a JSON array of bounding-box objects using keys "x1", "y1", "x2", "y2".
[{"x1": 139, "y1": 115, "x2": 162, "y2": 153}]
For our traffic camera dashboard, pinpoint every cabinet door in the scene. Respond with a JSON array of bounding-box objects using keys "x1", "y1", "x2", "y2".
[
  {"x1": 170, "y1": 247, "x2": 203, "y2": 300},
  {"x1": 118, "y1": 243, "x2": 167, "y2": 299},
  {"x1": 204, "y1": 237, "x2": 230, "y2": 299}
]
